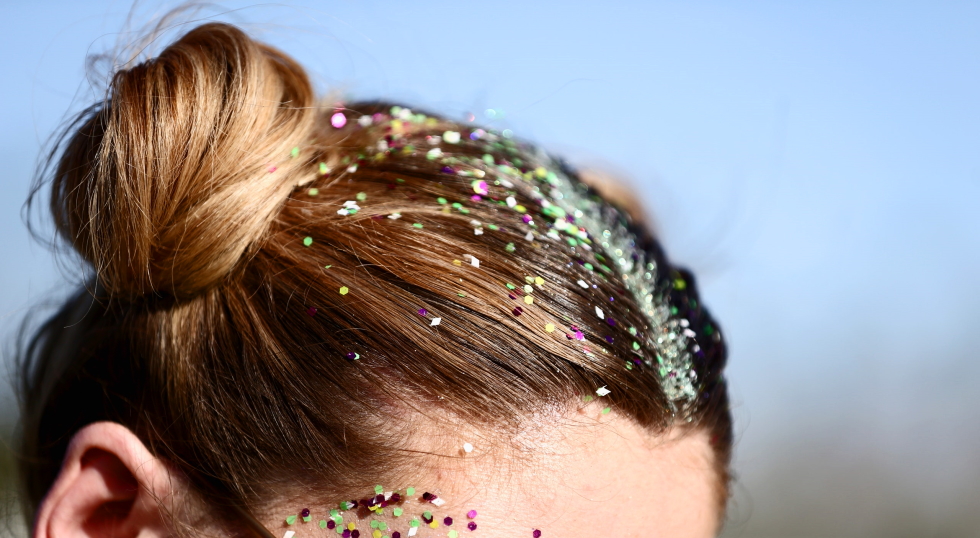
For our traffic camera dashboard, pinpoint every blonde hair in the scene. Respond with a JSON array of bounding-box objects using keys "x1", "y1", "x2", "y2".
[{"x1": 18, "y1": 21, "x2": 732, "y2": 534}]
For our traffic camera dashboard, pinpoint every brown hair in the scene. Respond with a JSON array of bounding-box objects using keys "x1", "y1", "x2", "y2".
[{"x1": 17, "y1": 21, "x2": 732, "y2": 533}]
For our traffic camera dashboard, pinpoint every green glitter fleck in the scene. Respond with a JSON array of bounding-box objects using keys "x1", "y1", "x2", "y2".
[
  {"x1": 393, "y1": 508, "x2": 404, "y2": 517},
  {"x1": 423, "y1": 511, "x2": 432, "y2": 520},
  {"x1": 410, "y1": 519, "x2": 421, "y2": 528},
  {"x1": 396, "y1": 178, "x2": 405, "y2": 183},
  {"x1": 449, "y1": 531, "x2": 459, "y2": 538},
  {"x1": 324, "y1": 265, "x2": 332, "y2": 269},
  {"x1": 413, "y1": 223, "x2": 424, "y2": 229},
  {"x1": 629, "y1": 327, "x2": 638, "y2": 335},
  {"x1": 357, "y1": 192, "x2": 368, "y2": 201},
  {"x1": 584, "y1": 263, "x2": 594, "y2": 271},
  {"x1": 286, "y1": 515, "x2": 297, "y2": 525},
  {"x1": 303, "y1": 236, "x2": 313, "y2": 247},
  {"x1": 633, "y1": 342, "x2": 641, "y2": 350},
  {"x1": 308, "y1": 188, "x2": 319, "y2": 196},
  {"x1": 379, "y1": 522, "x2": 388, "y2": 531},
  {"x1": 437, "y1": 197, "x2": 448, "y2": 204},
  {"x1": 406, "y1": 487, "x2": 416, "y2": 496},
  {"x1": 459, "y1": 208, "x2": 470, "y2": 214},
  {"x1": 319, "y1": 520, "x2": 327, "y2": 529},
  {"x1": 451, "y1": 202, "x2": 463, "y2": 209},
  {"x1": 506, "y1": 283, "x2": 516, "y2": 290},
  {"x1": 371, "y1": 521, "x2": 380, "y2": 529},
  {"x1": 625, "y1": 361, "x2": 633, "y2": 370},
  {"x1": 583, "y1": 395, "x2": 593, "y2": 403},
  {"x1": 487, "y1": 224, "x2": 499, "y2": 230},
  {"x1": 602, "y1": 407, "x2": 611, "y2": 414},
  {"x1": 302, "y1": 515, "x2": 311, "y2": 522},
  {"x1": 291, "y1": 147, "x2": 300, "y2": 158},
  {"x1": 505, "y1": 242, "x2": 516, "y2": 252},
  {"x1": 319, "y1": 162, "x2": 329, "y2": 175}
]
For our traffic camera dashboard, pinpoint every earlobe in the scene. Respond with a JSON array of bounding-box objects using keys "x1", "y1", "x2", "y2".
[{"x1": 33, "y1": 422, "x2": 178, "y2": 538}]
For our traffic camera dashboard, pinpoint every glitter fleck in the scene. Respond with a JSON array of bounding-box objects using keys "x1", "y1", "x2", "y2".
[
  {"x1": 595, "y1": 306, "x2": 604, "y2": 319},
  {"x1": 307, "y1": 307, "x2": 317, "y2": 317},
  {"x1": 596, "y1": 386, "x2": 611, "y2": 397},
  {"x1": 339, "y1": 286, "x2": 349, "y2": 295},
  {"x1": 345, "y1": 352, "x2": 360, "y2": 361},
  {"x1": 467, "y1": 522, "x2": 477, "y2": 531},
  {"x1": 303, "y1": 236, "x2": 313, "y2": 247},
  {"x1": 545, "y1": 323, "x2": 555, "y2": 332},
  {"x1": 430, "y1": 317, "x2": 442, "y2": 326},
  {"x1": 443, "y1": 131, "x2": 461, "y2": 144},
  {"x1": 463, "y1": 442, "x2": 473, "y2": 453},
  {"x1": 532, "y1": 530, "x2": 541, "y2": 538},
  {"x1": 331, "y1": 112, "x2": 347, "y2": 128},
  {"x1": 418, "y1": 308, "x2": 428, "y2": 316}
]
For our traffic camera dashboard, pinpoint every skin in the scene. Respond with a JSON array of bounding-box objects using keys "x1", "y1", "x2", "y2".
[{"x1": 33, "y1": 407, "x2": 722, "y2": 538}]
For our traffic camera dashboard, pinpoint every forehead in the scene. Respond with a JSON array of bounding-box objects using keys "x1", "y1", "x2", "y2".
[{"x1": 269, "y1": 410, "x2": 721, "y2": 538}]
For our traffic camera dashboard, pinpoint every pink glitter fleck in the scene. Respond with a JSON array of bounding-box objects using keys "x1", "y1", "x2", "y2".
[
  {"x1": 331, "y1": 111, "x2": 347, "y2": 128},
  {"x1": 466, "y1": 510, "x2": 477, "y2": 519},
  {"x1": 306, "y1": 307, "x2": 317, "y2": 317}
]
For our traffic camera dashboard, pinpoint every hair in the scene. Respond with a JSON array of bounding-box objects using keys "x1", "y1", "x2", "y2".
[{"x1": 16, "y1": 21, "x2": 732, "y2": 535}]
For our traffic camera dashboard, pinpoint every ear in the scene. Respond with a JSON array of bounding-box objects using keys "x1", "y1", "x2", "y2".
[{"x1": 33, "y1": 422, "x2": 181, "y2": 538}]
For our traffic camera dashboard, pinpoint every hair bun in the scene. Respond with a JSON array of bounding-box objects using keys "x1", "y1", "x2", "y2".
[{"x1": 50, "y1": 23, "x2": 316, "y2": 299}]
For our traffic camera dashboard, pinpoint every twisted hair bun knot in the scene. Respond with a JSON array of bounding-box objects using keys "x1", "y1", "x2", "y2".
[{"x1": 51, "y1": 23, "x2": 317, "y2": 299}]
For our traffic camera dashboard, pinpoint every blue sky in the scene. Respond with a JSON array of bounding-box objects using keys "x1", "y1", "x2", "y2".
[{"x1": 2, "y1": 1, "x2": 979, "y2": 535}]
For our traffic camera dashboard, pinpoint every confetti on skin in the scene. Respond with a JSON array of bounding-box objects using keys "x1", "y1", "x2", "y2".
[
  {"x1": 286, "y1": 515, "x2": 297, "y2": 525},
  {"x1": 463, "y1": 443, "x2": 473, "y2": 453},
  {"x1": 388, "y1": 213, "x2": 402, "y2": 219},
  {"x1": 444, "y1": 517, "x2": 454, "y2": 526},
  {"x1": 407, "y1": 487, "x2": 416, "y2": 496},
  {"x1": 602, "y1": 407, "x2": 611, "y2": 414},
  {"x1": 303, "y1": 236, "x2": 314, "y2": 247},
  {"x1": 596, "y1": 386, "x2": 611, "y2": 396},
  {"x1": 331, "y1": 112, "x2": 347, "y2": 128},
  {"x1": 448, "y1": 531, "x2": 459, "y2": 538},
  {"x1": 431, "y1": 498, "x2": 446, "y2": 507},
  {"x1": 545, "y1": 323, "x2": 555, "y2": 332},
  {"x1": 430, "y1": 317, "x2": 442, "y2": 326},
  {"x1": 408, "y1": 528, "x2": 418, "y2": 537},
  {"x1": 375, "y1": 485, "x2": 384, "y2": 494},
  {"x1": 466, "y1": 255, "x2": 480, "y2": 268},
  {"x1": 467, "y1": 523, "x2": 477, "y2": 531},
  {"x1": 583, "y1": 395, "x2": 593, "y2": 403},
  {"x1": 320, "y1": 520, "x2": 328, "y2": 529},
  {"x1": 284, "y1": 532, "x2": 295, "y2": 538},
  {"x1": 533, "y1": 530, "x2": 542, "y2": 538},
  {"x1": 340, "y1": 286, "x2": 349, "y2": 295},
  {"x1": 467, "y1": 510, "x2": 477, "y2": 519},
  {"x1": 393, "y1": 508, "x2": 404, "y2": 517}
]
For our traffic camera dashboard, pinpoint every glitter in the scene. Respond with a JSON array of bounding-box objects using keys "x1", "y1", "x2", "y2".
[
  {"x1": 467, "y1": 523, "x2": 477, "y2": 531},
  {"x1": 388, "y1": 213, "x2": 402, "y2": 219},
  {"x1": 319, "y1": 162, "x2": 330, "y2": 175},
  {"x1": 443, "y1": 131, "x2": 461, "y2": 144},
  {"x1": 453, "y1": 259, "x2": 462, "y2": 266},
  {"x1": 320, "y1": 520, "x2": 328, "y2": 529},
  {"x1": 533, "y1": 530, "x2": 541, "y2": 538},
  {"x1": 449, "y1": 532, "x2": 459, "y2": 538},
  {"x1": 474, "y1": 228, "x2": 484, "y2": 235},
  {"x1": 358, "y1": 115, "x2": 373, "y2": 126},
  {"x1": 472, "y1": 180, "x2": 489, "y2": 195},
  {"x1": 545, "y1": 323, "x2": 555, "y2": 332},
  {"x1": 356, "y1": 192, "x2": 367, "y2": 201},
  {"x1": 604, "y1": 335, "x2": 614, "y2": 343},
  {"x1": 463, "y1": 442, "x2": 473, "y2": 453},
  {"x1": 431, "y1": 498, "x2": 446, "y2": 507},
  {"x1": 437, "y1": 197, "x2": 448, "y2": 204},
  {"x1": 345, "y1": 352, "x2": 360, "y2": 360},
  {"x1": 523, "y1": 285, "x2": 533, "y2": 293},
  {"x1": 268, "y1": 166, "x2": 277, "y2": 173},
  {"x1": 309, "y1": 188, "x2": 319, "y2": 196},
  {"x1": 338, "y1": 201, "x2": 361, "y2": 216},
  {"x1": 290, "y1": 147, "x2": 300, "y2": 158},
  {"x1": 339, "y1": 286, "x2": 349, "y2": 295},
  {"x1": 513, "y1": 307, "x2": 523, "y2": 316},
  {"x1": 375, "y1": 485, "x2": 383, "y2": 494},
  {"x1": 413, "y1": 223, "x2": 424, "y2": 228},
  {"x1": 595, "y1": 307, "x2": 604, "y2": 319},
  {"x1": 602, "y1": 407, "x2": 611, "y2": 414},
  {"x1": 505, "y1": 243, "x2": 516, "y2": 252},
  {"x1": 303, "y1": 237, "x2": 314, "y2": 247},
  {"x1": 466, "y1": 510, "x2": 477, "y2": 519},
  {"x1": 502, "y1": 129, "x2": 513, "y2": 138},
  {"x1": 393, "y1": 508, "x2": 404, "y2": 517},
  {"x1": 418, "y1": 308, "x2": 428, "y2": 316},
  {"x1": 524, "y1": 296, "x2": 533, "y2": 305},
  {"x1": 506, "y1": 196, "x2": 517, "y2": 207},
  {"x1": 596, "y1": 386, "x2": 611, "y2": 396},
  {"x1": 407, "y1": 487, "x2": 416, "y2": 496},
  {"x1": 467, "y1": 255, "x2": 480, "y2": 268},
  {"x1": 444, "y1": 517, "x2": 454, "y2": 526},
  {"x1": 408, "y1": 528, "x2": 417, "y2": 537},
  {"x1": 427, "y1": 148, "x2": 443, "y2": 159},
  {"x1": 307, "y1": 307, "x2": 317, "y2": 316},
  {"x1": 286, "y1": 515, "x2": 297, "y2": 525},
  {"x1": 347, "y1": 164, "x2": 358, "y2": 173},
  {"x1": 284, "y1": 532, "x2": 295, "y2": 538},
  {"x1": 331, "y1": 112, "x2": 347, "y2": 128},
  {"x1": 534, "y1": 276, "x2": 545, "y2": 285},
  {"x1": 430, "y1": 317, "x2": 442, "y2": 326},
  {"x1": 577, "y1": 280, "x2": 589, "y2": 289}
]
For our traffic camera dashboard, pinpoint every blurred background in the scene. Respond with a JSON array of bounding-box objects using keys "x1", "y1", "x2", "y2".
[{"x1": 2, "y1": 1, "x2": 979, "y2": 536}]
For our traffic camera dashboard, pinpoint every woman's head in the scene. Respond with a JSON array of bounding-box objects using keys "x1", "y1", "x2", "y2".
[{"x1": 18, "y1": 22, "x2": 731, "y2": 538}]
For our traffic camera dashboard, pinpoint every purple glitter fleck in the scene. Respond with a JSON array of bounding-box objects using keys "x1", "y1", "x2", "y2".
[
  {"x1": 300, "y1": 508, "x2": 310, "y2": 518},
  {"x1": 345, "y1": 352, "x2": 357, "y2": 361},
  {"x1": 604, "y1": 335, "x2": 614, "y2": 343},
  {"x1": 342, "y1": 531, "x2": 351, "y2": 538},
  {"x1": 351, "y1": 531, "x2": 360, "y2": 538},
  {"x1": 444, "y1": 517, "x2": 453, "y2": 526},
  {"x1": 393, "y1": 533, "x2": 401, "y2": 538},
  {"x1": 468, "y1": 522, "x2": 477, "y2": 531},
  {"x1": 306, "y1": 307, "x2": 317, "y2": 317},
  {"x1": 418, "y1": 308, "x2": 428, "y2": 316},
  {"x1": 327, "y1": 520, "x2": 336, "y2": 529},
  {"x1": 533, "y1": 531, "x2": 541, "y2": 538}
]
